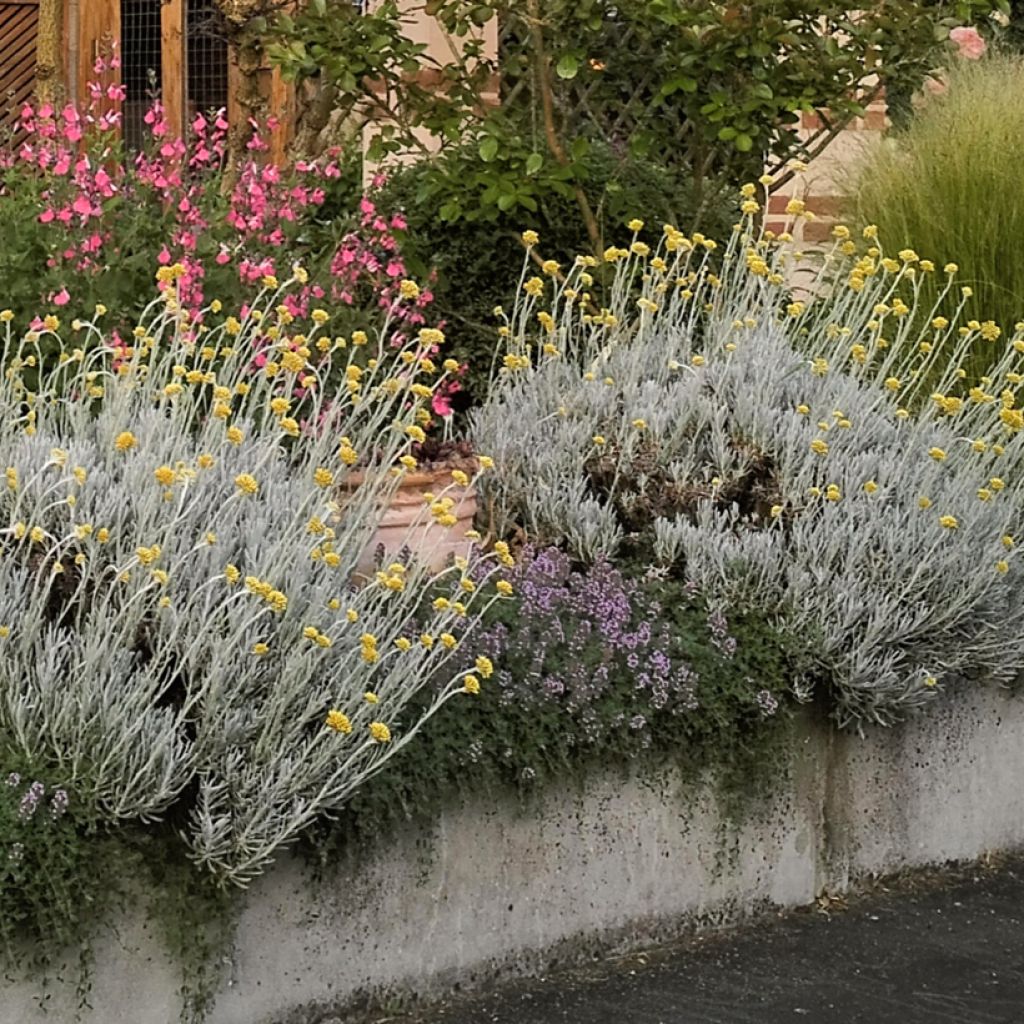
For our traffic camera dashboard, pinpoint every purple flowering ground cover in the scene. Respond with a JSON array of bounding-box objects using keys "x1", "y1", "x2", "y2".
[
  {"x1": 0, "y1": 768, "x2": 91, "y2": 964},
  {"x1": 330, "y1": 546, "x2": 802, "y2": 843}
]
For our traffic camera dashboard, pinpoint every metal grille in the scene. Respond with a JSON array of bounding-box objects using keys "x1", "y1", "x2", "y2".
[
  {"x1": 120, "y1": 0, "x2": 162, "y2": 149},
  {"x1": 0, "y1": 0, "x2": 39, "y2": 141},
  {"x1": 186, "y1": 0, "x2": 227, "y2": 119}
]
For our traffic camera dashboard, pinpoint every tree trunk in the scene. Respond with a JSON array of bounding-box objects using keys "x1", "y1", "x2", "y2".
[{"x1": 212, "y1": 0, "x2": 273, "y2": 187}]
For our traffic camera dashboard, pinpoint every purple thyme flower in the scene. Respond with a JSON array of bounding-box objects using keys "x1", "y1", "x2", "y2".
[
  {"x1": 756, "y1": 689, "x2": 780, "y2": 717},
  {"x1": 18, "y1": 780, "x2": 45, "y2": 821},
  {"x1": 50, "y1": 788, "x2": 69, "y2": 820},
  {"x1": 5, "y1": 772, "x2": 20, "y2": 787},
  {"x1": 708, "y1": 609, "x2": 737, "y2": 658}
]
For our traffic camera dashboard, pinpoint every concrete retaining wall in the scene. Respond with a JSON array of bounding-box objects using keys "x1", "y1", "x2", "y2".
[{"x1": 5, "y1": 686, "x2": 1024, "y2": 1024}]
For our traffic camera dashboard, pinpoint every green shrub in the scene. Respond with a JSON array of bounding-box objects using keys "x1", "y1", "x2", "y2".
[
  {"x1": 385, "y1": 142, "x2": 736, "y2": 405},
  {"x1": 273, "y1": 0, "x2": 999, "y2": 236},
  {"x1": 845, "y1": 55, "x2": 1024, "y2": 382}
]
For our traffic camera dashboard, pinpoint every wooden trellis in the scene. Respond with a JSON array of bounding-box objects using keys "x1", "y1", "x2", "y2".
[{"x1": 497, "y1": 14, "x2": 692, "y2": 167}]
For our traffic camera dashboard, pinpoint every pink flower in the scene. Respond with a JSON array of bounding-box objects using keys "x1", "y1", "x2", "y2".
[
  {"x1": 950, "y1": 26, "x2": 986, "y2": 60},
  {"x1": 431, "y1": 393, "x2": 454, "y2": 417},
  {"x1": 52, "y1": 288, "x2": 70, "y2": 307}
]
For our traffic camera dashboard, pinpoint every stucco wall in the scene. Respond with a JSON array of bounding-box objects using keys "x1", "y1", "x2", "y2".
[{"x1": 4, "y1": 686, "x2": 1024, "y2": 1024}]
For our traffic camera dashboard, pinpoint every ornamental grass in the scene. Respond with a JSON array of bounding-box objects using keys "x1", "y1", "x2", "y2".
[{"x1": 845, "y1": 54, "x2": 1024, "y2": 384}]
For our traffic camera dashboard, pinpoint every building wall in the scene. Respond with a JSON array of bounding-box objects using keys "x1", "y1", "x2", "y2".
[{"x1": 765, "y1": 94, "x2": 889, "y2": 246}]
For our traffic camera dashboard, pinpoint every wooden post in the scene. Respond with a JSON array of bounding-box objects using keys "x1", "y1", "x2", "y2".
[
  {"x1": 76, "y1": 0, "x2": 119, "y2": 107},
  {"x1": 35, "y1": 0, "x2": 61, "y2": 104},
  {"x1": 161, "y1": 0, "x2": 185, "y2": 137},
  {"x1": 267, "y1": 65, "x2": 293, "y2": 165},
  {"x1": 223, "y1": 25, "x2": 265, "y2": 184}
]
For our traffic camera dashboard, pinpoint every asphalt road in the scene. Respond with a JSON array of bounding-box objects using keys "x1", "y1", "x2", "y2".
[{"x1": 392, "y1": 860, "x2": 1024, "y2": 1024}]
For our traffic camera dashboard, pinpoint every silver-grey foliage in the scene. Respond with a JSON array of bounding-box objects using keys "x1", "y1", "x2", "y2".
[
  {"x1": 474, "y1": 220, "x2": 1024, "y2": 725},
  {"x1": 0, "y1": 280, "x2": 504, "y2": 885}
]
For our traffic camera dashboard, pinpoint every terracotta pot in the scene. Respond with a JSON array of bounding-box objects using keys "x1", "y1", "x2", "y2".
[{"x1": 340, "y1": 460, "x2": 478, "y2": 579}]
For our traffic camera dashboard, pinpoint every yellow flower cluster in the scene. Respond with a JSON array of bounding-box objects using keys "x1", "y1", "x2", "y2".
[
  {"x1": 360, "y1": 632, "x2": 379, "y2": 664},
  {"x1": 244, "y1": 576, "x2": 289, "y2": 613},
  {"x1": 302, "y1": 625, "x2": 333, "y2": 648}
]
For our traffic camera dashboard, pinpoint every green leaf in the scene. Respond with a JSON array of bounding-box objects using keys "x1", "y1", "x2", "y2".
[
  {"x1": 525, "y1": 153, "x2": 544, "y2": 175},
  {"x1": 734, "y1": 133, "x2": 754, "y2": 153},
  {"x1": 661, "y1": 75, "x2": 697, "y2": 97},
  {"x1": 555, "y1": 55, "x2": 579, "y2": 80},
  {"x1": 478, "y1": 136, "x2": 499, "y2": 162},
  {"x1": 470, "y1": 5, "x2": 494, "y2": 26}
]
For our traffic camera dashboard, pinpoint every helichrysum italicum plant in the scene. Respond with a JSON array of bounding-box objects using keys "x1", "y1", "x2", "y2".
[
  {"x1": 0, "y1": 265, "x2": 509, "y2": 885},
  {"x1": 473, "y1": 203, "x2": 1024, "y2": 726}
]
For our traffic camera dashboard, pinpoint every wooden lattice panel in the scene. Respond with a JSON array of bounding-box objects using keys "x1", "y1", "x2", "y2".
[
  {"x1": 497, "y1": 15, "x2": 688, "y2": 167},
  {"x1": 0, "y1": 0, "x2": 38, "y2": 138}
]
